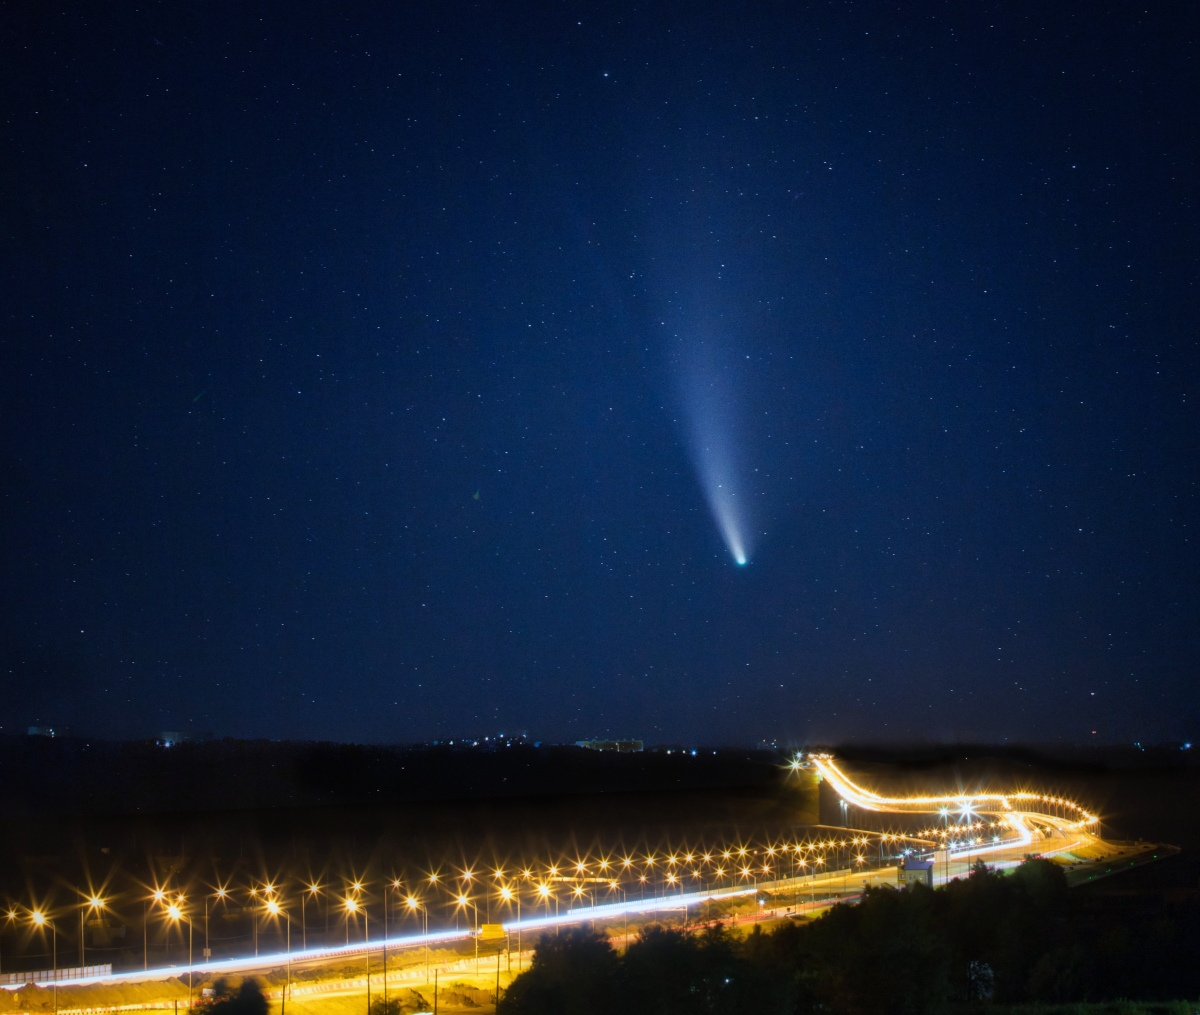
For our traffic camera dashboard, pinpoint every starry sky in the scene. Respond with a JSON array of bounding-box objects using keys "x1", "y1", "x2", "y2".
[{"x1": 2, "y1": 1, "x2": 1197, "y2": 745}]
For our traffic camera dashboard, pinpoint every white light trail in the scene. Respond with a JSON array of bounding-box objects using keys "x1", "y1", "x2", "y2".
[
  {"x1": 7, "y1": 929, "x2": 472, "y2": 989},
  {"x1": 9, "y1": 887, "x2": 758, "y2": 989},
  {"x1": 809, "y1": 755, "x2": 1098, "y2": 840}
]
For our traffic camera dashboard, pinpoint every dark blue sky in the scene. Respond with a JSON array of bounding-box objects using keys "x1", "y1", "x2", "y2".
[{"x1": 3, "y1": 1, "x2": 1197, "y2": 745}]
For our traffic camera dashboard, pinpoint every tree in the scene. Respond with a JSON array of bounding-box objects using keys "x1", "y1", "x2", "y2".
[
  {"x1": 199, "y1": 978, "x2": 269, "y2": 1015},
  {"x1": 497, "y1": 928, "x2": 618, "y2": 1015}
]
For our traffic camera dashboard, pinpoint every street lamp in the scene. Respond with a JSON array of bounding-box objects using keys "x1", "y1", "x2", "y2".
[
  {"x1": 343, "y1": 896, "x2": 370, "y2": 1014},
  {"x1": 2, "y1": 908, "x2": 17, "y2": 974},
  {"x1": 570, "y1": 884, "x2": 594, "y2": 930},
  {"x1": 498, "y1": 885, "x2": 520, "y2": 973},
  {"x1": 31, "y1": 910, "x2": 57, "y2": 1014},
  {"x1": 205, "y1": 888, "x2": 227, "y2": 964},
  {"x1": 455, "y1": 894, "x2": 479, "y2": 973},
  {"x1": 264, "y1": 900, "x2": 290, "y2": 1015},
  {"x1": 80, "y1": 895, "x2": 105, "y2": 967},
  {"x1": 302, "y1": 883, "x2": 320, "y2": 951},
  {"x1": 145, "y1": 888, "x2": 169, "y2": 970},
  {"x1": 164, "y1": 900, "x2": 193, "y2": 1008},
  {"x1": 405, "y1": 895, "x2": 429, "y2": 983}
]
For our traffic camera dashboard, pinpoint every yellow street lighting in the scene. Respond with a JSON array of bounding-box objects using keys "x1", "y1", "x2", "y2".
[
  {"x1": 266, "y1": 900, "x2": 282, "y2": 917},
  {"x1": 536, "y1": 884, "x2": 551, "y2": 899},
  {"x1": 31, "y1": 910, "x2": 47, "y2": 927},
  {"x1": 499, "y1": 886, "x2": 514, "y2": 902},
  {"x1": 80, "y1": 895, "x2": 106, "y2": 967},
  {"x1": 166, "y1": 903, "x2": 183, "y2": 921},
  {"x1": 344, "y1": 897, "x2": 360, "y2": 914},
  {"x1": 455, "y1": 893, "x2": 469, "y2": 907}
]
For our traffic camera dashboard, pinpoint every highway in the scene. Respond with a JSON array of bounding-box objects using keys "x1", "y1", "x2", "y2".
[{"x1": 2, "y1": 753, "x2": 1113, "y2": 995}]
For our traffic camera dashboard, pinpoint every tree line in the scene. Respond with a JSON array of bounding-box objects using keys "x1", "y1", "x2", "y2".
[{"x1": 498, "y1": 860, "x2": 1200, "y2": 1014}]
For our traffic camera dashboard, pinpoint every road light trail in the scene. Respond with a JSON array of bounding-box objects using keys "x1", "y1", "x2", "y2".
[
  {"x1": 807, "y1": 754, "x2": 1100, "y2": 865},
  {"x1": 11, "y1": 887, "x2": 758, "y2": 988},
  {"x1": 809, "y1": 755, "x2": 1097, "y2": 827}
]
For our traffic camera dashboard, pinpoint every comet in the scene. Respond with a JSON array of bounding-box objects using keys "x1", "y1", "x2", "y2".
[{"x1": 677, "y1": 343, "x2": 751, "y2": 566}]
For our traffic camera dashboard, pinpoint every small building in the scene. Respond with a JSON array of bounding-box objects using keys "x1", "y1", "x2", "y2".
[{"x1": 899, "y1": 857, "x2": 935, "y2": 888}]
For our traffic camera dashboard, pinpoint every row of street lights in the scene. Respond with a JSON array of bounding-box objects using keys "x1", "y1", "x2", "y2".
[{"x1": 3, "y1": 836, "x2": 921, "y2": 982}]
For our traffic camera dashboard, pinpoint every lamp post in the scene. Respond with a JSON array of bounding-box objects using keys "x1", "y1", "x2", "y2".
[
  {"x1": 405, "y1": 896, "x2": 429, "y2": 983},
  {"x1": 302, "y1": 884, "x2": 320, "y2": 951},
  {"x1": 165, "y1": 901, "x2": 192, "y2": 1009},
  {"x1": 498, "y1": 886, "x2": 520, "y2": 973},
  {"x1": 249, "y1": 887, "x2": 260, "y2": 956},
  {"x1": 343, "y1": 896, "x2": 369, "y2": 1014},
  {"x1": 80, "y1": 895, "x2": 105, "y2": 967},
  {"x1": 2, "y1": 908, "x2": 17, "y2": 974},
  {"x1": 570, "y1": 884, "x2": 594, "y2": 931},
  {"x1": 145, "y1": 888, "x2": 168, "y2": 970},
  {"x1": 205, "y1": 888, "x2": 227, "y2": 964},
  {"x1": 384, "y1": 879, "x2": 404, "y2": 1013},
  {"x1": 455, "y1": 895, "x2": 478, "y2": 973},
  {"x1": 265, "y1": 900, "x2": 290, "y2": 1015},
  {"x1": 30, "y1": 910, "x2": 57, "y2": 1015}
]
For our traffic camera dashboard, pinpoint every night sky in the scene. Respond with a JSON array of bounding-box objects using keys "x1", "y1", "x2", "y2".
[{"x1": 3, "y1": 1, "x2": 1197, "y2": 746}]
